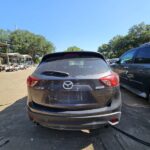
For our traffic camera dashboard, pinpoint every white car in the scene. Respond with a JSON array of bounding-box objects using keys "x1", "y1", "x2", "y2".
[
  {"x1": 19, "y1": 64, "x2": 25, "y2": 70},
  {"x1": 5, "y1": 65, "x2": 14, "y2": 72},
  {"x1": 14, "y1": 65, "x2": 20, "y2": 71}
]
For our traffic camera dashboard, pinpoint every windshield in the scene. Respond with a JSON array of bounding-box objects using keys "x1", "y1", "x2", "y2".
[{"x1": 35, "y1": 57, "x2": 109, "y2": 77}]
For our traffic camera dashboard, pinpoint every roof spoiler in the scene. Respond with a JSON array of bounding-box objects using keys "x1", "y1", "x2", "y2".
[{"x1": 40, "y1": 51, "x2": 105, "y2": 63}]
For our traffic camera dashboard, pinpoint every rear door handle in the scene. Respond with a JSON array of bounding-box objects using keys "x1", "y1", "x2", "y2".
[{"x1": 139, "y1": 69, "x2": 143, "y2": 72}]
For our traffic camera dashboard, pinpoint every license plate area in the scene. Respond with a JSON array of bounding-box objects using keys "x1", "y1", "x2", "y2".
[{"x1": 48, "y1": 91, "x2": 95, "y2": 104}]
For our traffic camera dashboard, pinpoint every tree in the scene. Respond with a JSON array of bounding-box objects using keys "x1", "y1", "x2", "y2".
[
  {"x1": 0, "y1": 29, "x2": 10, "y2": 43},
  {"x1": 9, "y1": 30, "x2": 55, "y2": 61},
  {"x1": 98, "y1": 22, "x2": 150, "y2": 58},
  {"x1": 65, "y1": 46, "x2": 82, "y2": 52},
  {"x1": 0, "y1": 29, "x2": 11, "y2": 53},
  {"x1": 98, "y1": 44, "x2": 112, "y2": 58}
]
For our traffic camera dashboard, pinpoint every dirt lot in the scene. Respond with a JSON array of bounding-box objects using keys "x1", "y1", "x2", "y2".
[
  {"x1": 0, "y1": 67, "x2": 35, "y2": 107},
  {"x1": 0, "y1": 68, "x2": 150, "y2": 150}
]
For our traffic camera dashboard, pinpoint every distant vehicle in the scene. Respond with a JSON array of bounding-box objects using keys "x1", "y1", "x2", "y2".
[
  {"x1": 19, "y1": 64, "x2": 26, "y2": 70},
  {"x1": 5, "y1": 64, "x2": 15, "y2": 72},
  {"x1": 27, "y1": 51, "x2": 121, "y2": 130},
  {"x1": 0, "y1": 65, "x2": 2, "y2": 72},
  {"x1": 0, "y1": 65, "x2": 5, "y2": 72},
  {"x1": 111, "y1": 43, "x2": 150, "y2": 102},
  {"x1": 107, "y1": 58, "x2": 119, "y2": 65},
  {"x1": 14, "y1": 65, "x2": 20, "y2": 71}
]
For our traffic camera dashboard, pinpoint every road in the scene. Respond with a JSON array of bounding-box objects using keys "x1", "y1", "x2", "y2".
[{"x1": 0, "y1": 68, "x2": 150, "y2": 150}]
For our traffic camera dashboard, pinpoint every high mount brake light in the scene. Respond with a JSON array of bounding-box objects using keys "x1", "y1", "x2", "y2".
[
  {"x1": 64, "y1": 53, "x2": 79, "y2": 57},
  {"x1": 27, "y1": 76, "x2": 39, "y2": 87},
  {"x1": 100, "y1": 73, "x2": 119, "y2": 87}
]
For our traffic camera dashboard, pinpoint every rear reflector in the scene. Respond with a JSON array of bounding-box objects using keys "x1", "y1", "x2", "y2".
[
  {"x1": 100, "y1": 72, "x2": 119, "y2": 87},
  {"x1": 27, "y1": 76, "x2": 39, "y2": 87},
  {"x1": 108, "y1": 117, "x2": 119, "y2": 125}
]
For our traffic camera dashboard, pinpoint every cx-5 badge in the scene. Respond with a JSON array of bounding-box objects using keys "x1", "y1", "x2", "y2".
[{"x1": 63, "y1": 81, "x2": 73, "y2": 90}]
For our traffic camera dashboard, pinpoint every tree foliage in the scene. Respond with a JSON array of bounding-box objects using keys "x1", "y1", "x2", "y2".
[
  {"x1": 98, "y1": 23, "x2": 150, "y2": 58},
  {"x1": 65, "y1": 46, "x2": 82, "y2": 52},
  {"x1": 0, "y1": 29, "x2": 10, "y2": 43},
  {"x1": 0, "y1": 29, "x2": 11, "y2": 53},
  {"x1": 0, "y1": 29, "x2": 55, "y2": 61}
]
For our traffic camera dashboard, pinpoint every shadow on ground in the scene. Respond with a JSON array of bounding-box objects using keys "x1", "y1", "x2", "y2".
[
  {"x1": 0, "y1": 94, "x2": 150, "y2": 150},
  {"x1": 121, "y1": 87, "x2": 150, "y2": 108}
]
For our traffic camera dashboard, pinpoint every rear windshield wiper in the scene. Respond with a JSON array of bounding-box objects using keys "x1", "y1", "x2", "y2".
[{"x1": 41, "y1": 70, "x2": 69, "y2": 77}]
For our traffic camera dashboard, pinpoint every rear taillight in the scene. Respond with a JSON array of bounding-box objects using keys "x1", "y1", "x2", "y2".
[
  {"x1": 100, "y1": 72, "x2": 119, "y2": 87},
  {"x1": 27, "y1": 76, "x2": 39, "y2": 87}
]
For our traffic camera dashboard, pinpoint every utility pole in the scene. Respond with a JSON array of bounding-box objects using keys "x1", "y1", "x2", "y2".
[
  {"x1": 6, "y1": 41, "x2": 9, "y2": 65},
  {"x1": 15, "y1": 24, "x2": 18, "y2": 30}
]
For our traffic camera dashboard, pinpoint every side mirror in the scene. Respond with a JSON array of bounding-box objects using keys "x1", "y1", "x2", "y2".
[{"x1": 116, "y1": 60, "x2": 120, "y2": 64}]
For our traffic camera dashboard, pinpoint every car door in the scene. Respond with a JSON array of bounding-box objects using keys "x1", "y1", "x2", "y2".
[
  {"x1": 112, "y1": 49, "x2": 136, "y2": 86},
  {"x1": 127, "y1": 46, "x2": 150, "y2": 97}
]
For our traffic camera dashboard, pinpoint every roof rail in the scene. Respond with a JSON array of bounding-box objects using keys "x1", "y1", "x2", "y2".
[{"x1": 140, "y1": 42, "x2": 150, "y2": 47}]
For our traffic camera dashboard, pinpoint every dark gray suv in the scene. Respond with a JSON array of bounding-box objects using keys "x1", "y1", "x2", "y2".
[
  {"x1": 111, "y1": 43, "x2": 150, "y2": 102},
  {"x1": 27, "y1": 51, "x2": 121, "y2": 130}
]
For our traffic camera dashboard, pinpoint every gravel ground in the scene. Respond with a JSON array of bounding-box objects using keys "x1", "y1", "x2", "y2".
[
  {"x1": 0, "y1": 68, "x2": 150, "y2": 150},
  {"x1": 0, "y1": 67, "x2": 35, "y2": 108}
]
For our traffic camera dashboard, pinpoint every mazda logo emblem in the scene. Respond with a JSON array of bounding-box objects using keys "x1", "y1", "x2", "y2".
[{"x1": 63, "y1": 81, "x2": 73, "y2": 90}]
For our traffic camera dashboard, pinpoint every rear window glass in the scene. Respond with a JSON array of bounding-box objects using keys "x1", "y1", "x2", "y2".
[
  {"x1": 135, "y1": 47, "x2": 150, "y2": 64},
  {"x1": 35, "y1": 57, "x2": 109, "y2": 77}
]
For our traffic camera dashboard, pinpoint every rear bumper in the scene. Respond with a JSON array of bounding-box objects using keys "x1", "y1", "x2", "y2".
[{"x1": 27, "y1": 98, "x2": 122, "y2": 130}]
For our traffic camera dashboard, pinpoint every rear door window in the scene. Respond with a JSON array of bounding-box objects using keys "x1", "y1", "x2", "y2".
[
  {"x1": 36, "y1": 57, "x2": 109, "y2": 77},
  {"x1": 135, "y1": 47, "x2": 150, "y2": 64}
]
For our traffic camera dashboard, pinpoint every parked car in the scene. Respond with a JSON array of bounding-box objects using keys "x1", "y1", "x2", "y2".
[
  {"x1": 5, "y1": 64, "x2": 15, "y2": 72},
  {"x1": 27, "y1": 51, "x2": 121, "y2": 130},
  {"x1": 19, "y1": 64, "x2": 26, "y2": 70},
  {"x1": 111, "y1": 43, "x2": 150, "y2": 102},
  {"x1": 107, "y1": 58, "x2": 119, "y2": 65},
  {"x1": 14, "y1": 65, "x2": 20, "y2": 71},
  {"x1": 0, "y1": 65, "x2": 2, "y2": 72},
  {"x1": 0, "y1": 66, "x2": 1, "y2": 71},
  {"x1": 0, "y1": 65, "x2": 5, "y2": 72}
]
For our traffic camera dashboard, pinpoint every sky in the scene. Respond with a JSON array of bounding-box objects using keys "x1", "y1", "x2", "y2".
[{"x1": 0, "y1": 0, "x2": 150, "y2": 52}]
